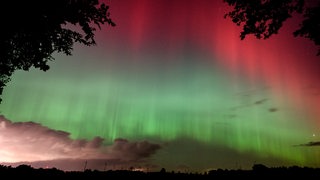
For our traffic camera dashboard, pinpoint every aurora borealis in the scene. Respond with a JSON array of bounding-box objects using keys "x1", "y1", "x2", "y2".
[{"x1": 1, "y1": 0, "x2": 320, "y2": 171}]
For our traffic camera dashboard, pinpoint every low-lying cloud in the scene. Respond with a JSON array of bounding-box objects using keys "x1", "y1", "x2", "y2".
[
  {"x1": 0, "y1": 115, "x2": 161, "y2": 170},
  {"x1": 297, "y1": 141, "x2": 320, "y2": 147}
]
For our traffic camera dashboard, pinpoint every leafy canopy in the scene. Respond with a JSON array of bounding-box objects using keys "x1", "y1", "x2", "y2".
[
  {"x1": 224, "y1": 0, "x2": 320, "y2": 55},
  {"x1": 0, "y1": 0, "x2": 115, "y2": 102}
]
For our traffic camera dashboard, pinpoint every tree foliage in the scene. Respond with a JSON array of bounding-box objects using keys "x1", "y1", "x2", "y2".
[
  {"x1": 223, "y1": 0, "x2": 320, "y2": 55},
  {"x1": 0, "y1": 0, "x2": 115, "y2": 103}
]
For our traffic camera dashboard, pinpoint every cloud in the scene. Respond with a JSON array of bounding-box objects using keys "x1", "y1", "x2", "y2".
[
  {"x1": 268, "y1": 108, "x2": 278, "y2": 112},
  {"x1": 0, "y1": 115, "x2": 161, "y2": 170},
  {"x1": 254, "y1": 98, "x2": 268, "y2": 105},
  {"x1": 110, "y1": 138, "x2": 161, "y2": 160},
  {"x1": 234, "y1": 87, "x2": 269, "y2": 97},
  {"x1": 296, "y1": 141, "x2": 320, "y2": 147}
]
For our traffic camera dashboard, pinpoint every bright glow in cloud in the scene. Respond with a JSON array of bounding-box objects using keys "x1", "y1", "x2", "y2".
[{"x1": 0, "y1": 116, "x2": 161, "y2": 168}]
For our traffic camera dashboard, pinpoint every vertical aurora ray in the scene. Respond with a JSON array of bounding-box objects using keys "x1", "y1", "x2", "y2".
[{"x1": 1, "y1": 0, "x2": 320, "y2": 169}]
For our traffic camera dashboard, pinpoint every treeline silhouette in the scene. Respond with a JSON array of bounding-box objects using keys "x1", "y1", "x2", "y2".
[{"x1": 1, "y1": 164, "x2": 319, "y2": 178}]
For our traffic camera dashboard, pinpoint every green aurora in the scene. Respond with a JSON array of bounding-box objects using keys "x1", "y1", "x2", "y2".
[{"x1": 1, "y1": 0, "x2": 320, "y2": 171}]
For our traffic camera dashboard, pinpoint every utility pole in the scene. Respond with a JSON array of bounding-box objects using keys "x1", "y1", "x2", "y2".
[
  {"x1": 83, "y1": 160, "x2": 87, "y2": 171},
  {"x1": 104, "y1": 162, "x2": 107, "y2": 171}
]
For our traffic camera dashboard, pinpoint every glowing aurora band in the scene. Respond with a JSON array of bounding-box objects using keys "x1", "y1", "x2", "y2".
[{"x1": 1, "y1": 0, "x2": 320, "y2": 170}]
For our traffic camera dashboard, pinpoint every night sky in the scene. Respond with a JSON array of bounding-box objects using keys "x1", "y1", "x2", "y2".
[{"x1": 1, "y1": 0, "x2": 320, "y2": 172}]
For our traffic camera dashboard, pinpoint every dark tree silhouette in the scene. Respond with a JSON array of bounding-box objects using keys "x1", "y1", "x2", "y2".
[
  {"x1": 223, "y1": 0, "x2": 320, "y2": 55},
  {"x1": 0, "y1": 0, "x2": 115, "y2": 103}
]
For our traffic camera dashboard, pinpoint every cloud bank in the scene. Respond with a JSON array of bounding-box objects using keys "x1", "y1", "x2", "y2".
[{"x1": 0, "y1": 115, "x2": 161, "y2": 170}]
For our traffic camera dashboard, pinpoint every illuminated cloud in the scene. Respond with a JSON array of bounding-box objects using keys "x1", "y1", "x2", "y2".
[{"x1": 0, "y1": 115, "x2": 161, "y2": 167}]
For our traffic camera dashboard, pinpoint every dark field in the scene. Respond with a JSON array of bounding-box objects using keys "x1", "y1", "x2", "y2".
[{"x1": 1, "y1": 164, "x2": 320, "y2": 179}]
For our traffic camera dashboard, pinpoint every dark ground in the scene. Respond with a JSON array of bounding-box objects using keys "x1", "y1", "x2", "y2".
[{"x1": 1, "y1": 164, "x2": 320, "y2": 179}]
